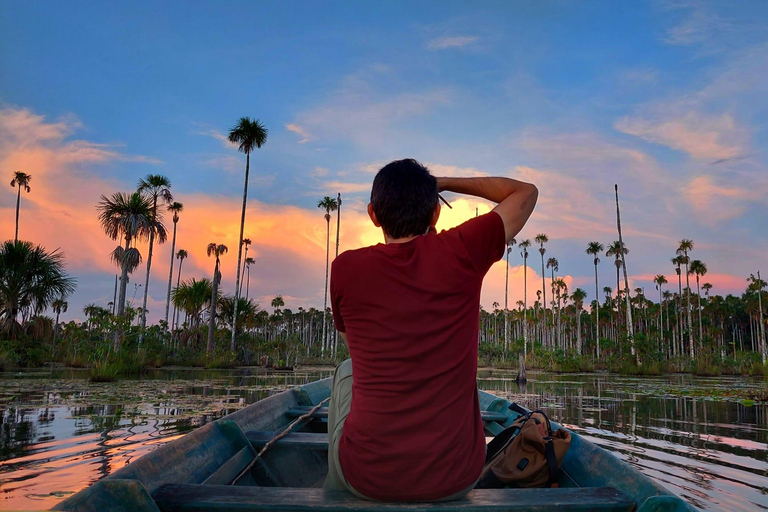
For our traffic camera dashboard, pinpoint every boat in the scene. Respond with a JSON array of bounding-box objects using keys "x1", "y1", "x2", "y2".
[{"x1": 54, "y1": 377, "x2": 695, "y2": 512}]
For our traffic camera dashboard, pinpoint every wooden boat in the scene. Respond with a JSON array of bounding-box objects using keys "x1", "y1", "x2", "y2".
[{"x1": 54, "y1": 377, "x2": 695, "y2": 512}]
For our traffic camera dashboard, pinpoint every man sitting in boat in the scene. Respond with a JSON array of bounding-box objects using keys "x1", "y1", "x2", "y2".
[{"x1": 325, "y1": 159, "x2": 538, "y2": 501}]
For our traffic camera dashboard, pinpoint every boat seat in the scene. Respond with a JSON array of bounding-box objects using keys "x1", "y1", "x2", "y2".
[
  {"x1": 248, "y1": 431, "x2": 328, "y2": 450},
  {"x1": 153, "y1": 484, "x2": 635, "y2": 511},
  {"x1": 286, "y1": 406, "x2": 508, "y2": 423}
]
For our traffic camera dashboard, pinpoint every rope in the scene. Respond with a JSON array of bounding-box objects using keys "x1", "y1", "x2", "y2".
[{"x1": 230, "y1": 397, "x2": 331, "y2": 485}]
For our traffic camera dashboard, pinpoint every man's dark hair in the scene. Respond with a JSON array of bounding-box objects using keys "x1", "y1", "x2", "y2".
[{"x1": 371, "y1": 159, "x2": 438, "y2": 239}]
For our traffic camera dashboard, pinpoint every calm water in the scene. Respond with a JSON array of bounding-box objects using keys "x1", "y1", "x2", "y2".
[{"x1": 1, "y1": 367, "x2": 766, "y2": 510}]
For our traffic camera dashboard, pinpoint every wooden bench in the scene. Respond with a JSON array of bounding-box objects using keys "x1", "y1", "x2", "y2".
[
  {"x1": 286, "y1": 407, "x2": 509, "y2": 423},
  {"x1": 153, "y1": 484, "x2": 635, "y2": 511}
]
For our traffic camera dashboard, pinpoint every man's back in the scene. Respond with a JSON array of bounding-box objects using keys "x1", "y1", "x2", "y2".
[{"x1": 330, "y1": 212, "x2": 505, "y2": 501}]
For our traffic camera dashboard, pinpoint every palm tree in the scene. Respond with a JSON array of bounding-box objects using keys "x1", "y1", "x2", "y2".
[
  {"x1": 614, "y1": 185, "x2": 635, "y2": 356},
  {"x1": 164, "y1": 201, "x2": 183, "y2": 330},
  {"x1": 206, "y1": 243, "x2": 228, "y2": 355},
  {"x1": 271, "y1": 295, "x2": 285, "y2": 313},
  {"x1": 689, "y1": 259, "x2": 707, "y2": 352},
  {"x1": 172, "y1": 277, "x2": 212, "y2": 330},
  {"x1": 546, "y1": 256, "x2": 559, "y2": 346},
  {"x1": 677, "y1": 239, "x2": 694, "y2": 358},
  {"x1": 51, "y1": 297, "x2": 68, "y2": 351},
  {"x1": 239, "y1": 238, "x2": 251, "y2": 295},
  {"x1": 97, "y1": 192, "x2": 154, "y2": 331},
  {"x1": 0, "y1": 241, "x2": 76, "y2": 339},
  {"x1": 519, "y1": 240, "x2": 531, "y2": 358},
  {"x1": 244, "y1": 256, "x2": 255, "y2": 301},
  {"x1": 571, "y1": 288, "x2": 587, "y2": 354},
  {"x1": 10, "y1": 171, "x2": 31, "y2": 243},
  {"x1": 586, "y1": 241, "x2": 604, "y2": 358},
  {"x1": 136, "y1": 174, "x2": 172, "y2": 339},
  {"x1": 171, "y1": 249, "x2": 188, "y2": 331},
  {"x1": 654, "y1": 274, "x2": 668, "y2": 348},
  {"x1": 534, "y1": 234, "x2": 549, "y2": 336},
  {"x1": 747, "y1": 272, "x2": 766, "y2": 364},
  {"x1": 504, "y1": 239, "x2": 516, "y2": 352},
  {"x1": 672, "y1": 255, "x2": 684, "y2": 357},
  {"x1": 228, "y1": 116, "x2": 268, "y2": 352},
  {"x1": 318, "y1": 196, "x2": 339, "y2": 356}
]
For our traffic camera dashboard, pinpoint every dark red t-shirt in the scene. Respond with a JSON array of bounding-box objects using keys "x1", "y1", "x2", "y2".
[{"x1": 330, "y1": 211, "x2": 505, "y2": 501}]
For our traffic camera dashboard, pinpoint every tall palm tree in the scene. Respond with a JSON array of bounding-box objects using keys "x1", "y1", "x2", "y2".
[
  {"x1": 586, "y1": 241, "x2": 604, "y2": 358},
  {"x1": 51, "y1": 297, "x2": 68, "y2": 356},
  {"x1": 546, "y1": 256, "x2": 559, "y2": 346},
  {"x1": 534, "y1": 234, "x2": 548, "y2": 336},
  {"x1": 239, "y1": 238, "x2": 251, "y2": 295},
  {"x1": 614, "y1": 185, "x2": 634, "y2": 353},
  {"x1": 10, "y1": 171, "x2": 32, "y2": 243},
  {"x1": 244, "y1": 256, "x2": 255, "y2": 301},
  {"x1": 318, "y1": 196, "x2": 338, "y2": 356},
  {"x1": 677, "y1": 239, "x2": 695, "y2": 358},
  {"x1": 206, "y1": 243, "x2": 228, "y2": 355},
  {"x1": 137, "y1": 174, "x2": 172, "y2": 338},
  {"x1": 228, "y1": 117, "x2": 268, "y2": 352},
  {"x1": 504, "y1": 239, "x2": 516, "y2": 352},
  {"x1": 164, "y1": 201, "x2": 183, "y2": 330},
  {"x1": 0, "y1": 241, "x2": 75, "y2": 339},
  {"x1": 335, "y1": 193, "x2": 342, "y2": 258},
  {"x1": 519, "y1": 239, "x2": 531, "y2": 358},
  {"x1": 172, "y1": 249, "x2": 188, "y2": 331},
  {"x1": 571, "y1": 288, "x2": 587, "y2": 355},
  {"x1": 97, "y1": 192, "x2": 154, "y2": 329},
  {"x1": 672, "y1": 255, "x2": 684, "y2": 357},
  {"x1": 689, "y1": 259, "x2": 707, "y2": 352},
  {"x1": 654, "y1": 274, "x2": 668, "y2": 348}
]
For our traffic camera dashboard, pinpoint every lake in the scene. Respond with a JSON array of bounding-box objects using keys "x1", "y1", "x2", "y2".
[{"x1": 1, "y1": 367, "x2": 766, "y2": 510}]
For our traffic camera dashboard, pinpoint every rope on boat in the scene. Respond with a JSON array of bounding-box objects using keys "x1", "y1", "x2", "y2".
[{"x1": 230, "y1": 397, "x2": 331, "y2": 485}]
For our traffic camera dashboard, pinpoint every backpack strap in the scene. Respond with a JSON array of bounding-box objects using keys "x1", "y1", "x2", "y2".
[
  {"x1": 484, "y1": 420, "x2": 524, "y2": 464},
  {"x1": 508, "y1": 402, "x2": 528, "y2": 416},
  {"x1": 544, "y1": 437, "x2": 559, "y2": 488},
  {"x1": 531, "y1": 409, "x2": 553, "y2": 436}
]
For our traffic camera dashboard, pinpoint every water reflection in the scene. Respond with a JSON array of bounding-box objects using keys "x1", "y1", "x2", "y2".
[
  {"x1": 0, "y1": 367, "x2": 333, "y2": 510},
  {"x1": 477, "y1": 371, "x2": 768, "y2": 511}
]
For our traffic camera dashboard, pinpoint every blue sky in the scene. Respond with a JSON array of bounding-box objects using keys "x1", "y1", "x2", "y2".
[{"x1": 2, "y1": 1, "x2": 767, "y2": 321}]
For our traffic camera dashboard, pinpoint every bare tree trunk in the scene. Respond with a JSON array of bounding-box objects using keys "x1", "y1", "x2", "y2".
[
  {"x1": 232, "y1": 152, "x2": 250, "y2": 352},
  {"x1": 164, "y1": 218, "x2": 178, "y2": 331},
  {"x1": 322, "y1": 215, "x2": 331, "y2": 356},
  {"x1": 615, "y1": 184, "x2": 636, "y2": 363},
  {"x1": 207, "y1": 262, "x2": 219, "y2": 356}
]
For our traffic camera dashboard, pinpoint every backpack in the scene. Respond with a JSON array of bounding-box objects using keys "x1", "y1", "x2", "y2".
[{"x1": 476, "y1": 408, "x2": 571, "y2": 489}]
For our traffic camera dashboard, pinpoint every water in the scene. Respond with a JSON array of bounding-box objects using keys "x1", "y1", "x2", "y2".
[{"x1": 1, "y1": 368, "x2": 766, "y2": 510}]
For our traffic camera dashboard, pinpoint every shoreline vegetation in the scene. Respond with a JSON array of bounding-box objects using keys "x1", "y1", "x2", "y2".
[{"x1": 3, "y1": 120, "x2": 768, "y2": 389}]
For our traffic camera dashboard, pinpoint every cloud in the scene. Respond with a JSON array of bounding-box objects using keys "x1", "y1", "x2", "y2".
[
  {"x1": 285, "y1": 123, "x2": 313, "y2": 143},
  {"x1": 680, "y1": 174, "x2": 759, "y2": 224},
  {"x1": 615, "y1": 111, "x2": 746, "y2": 161},
  {"x1": 427, "y1": 36, "x2": 478, "y2": 50},
  {"x1": 194, "y1": 127, "x2": 231, "y2": 148},
  {"x1": 289, "y1": 67, "x2": 452, "y2": 148}
]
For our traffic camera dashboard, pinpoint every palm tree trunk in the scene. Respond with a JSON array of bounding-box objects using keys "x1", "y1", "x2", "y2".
[
  {"x1": 140, "y1": 197, "x2": 158, "y2": 342},
  {"x1": 14, "y1": 185, "x2": 21, "y2": 242},
  {"x1": 232, "y1": 152, "x2": 250, "y2": 352},
  {"x1": 758, "y1": 271, "x2": 766, "y2": 365},
  {"x1": 322, "y1": 216, "x2": 330, "y2": 356},
  {"x1": 334, "y1": 193, "x2": 342, "y2": 352},
  {"x1": 615, "y1": 185, "x2": 635, "y2": 361},
  {"x1": 594, "y1": 261, "x2": 600, "y2": 359},
  {"x1": 246, "y1": 265, "x2": 251, "y2": 301},
  {"x1": 164, "y1": 219, "x2": 178, "y2": 331},
  {"x1": 504, "y1": 250, "x2": 509, "y2": 352},
  {"x1": 523, "y1": 255, "x2": 528, "y2": 359},
  {"x1": 685, "y1": 261, "x2": 694, "y2": 358},
  {"x1": 540, "y1": 253, "x2": 546, "y2": 346},
  {"x1": 696, "y1": 276, "x2": 703, "y2": 353},
  {"x1": 207, "y1": 262, "x2": 219, "y2": 356},
  {"x1": 172, "y1": 258, "x2": 184, "y2": 331}
]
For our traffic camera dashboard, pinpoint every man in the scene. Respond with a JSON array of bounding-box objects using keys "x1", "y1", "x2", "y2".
[{"x1": 325, "y1": 159, "x2": 538, "y2": 501}]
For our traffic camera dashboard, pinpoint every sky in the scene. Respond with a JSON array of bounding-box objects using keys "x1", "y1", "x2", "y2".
[{"x1": 1, "y1": 1, "x2": 767, "y2": 323}]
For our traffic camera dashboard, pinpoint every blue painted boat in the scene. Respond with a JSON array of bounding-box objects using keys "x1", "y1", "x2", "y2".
[{"x1": 54, "y1": 377, "x2": 695, "y2": 511}]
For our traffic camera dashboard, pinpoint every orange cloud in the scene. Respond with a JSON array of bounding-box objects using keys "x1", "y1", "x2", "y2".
[
  {"x1": 615, "y1": 111, "x2": 746, "y2": 161},
  {"x1": 681, "y1": 175, "x2": 759, "y2": 224}
]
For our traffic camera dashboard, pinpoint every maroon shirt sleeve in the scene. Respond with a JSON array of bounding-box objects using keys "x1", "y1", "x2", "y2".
[
  {"x1": 330, "y1": 259, "x2": 346, "y2": 333},
  {"x1": 453, "y1": 211, "x2": 506, "y2": 275}
]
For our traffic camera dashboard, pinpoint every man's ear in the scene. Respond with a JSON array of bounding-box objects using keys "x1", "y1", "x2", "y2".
[
  {"x1": 367, "y1": 203, "x2": 381, "y2": 227},
  {"x1": 430, "y1": 203, "x2": 441, "y2": 228}
]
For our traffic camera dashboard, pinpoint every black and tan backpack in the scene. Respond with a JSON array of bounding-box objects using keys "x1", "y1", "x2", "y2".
[{"x1": 477, "y1": 408, "x2": 571, "y2": 489}]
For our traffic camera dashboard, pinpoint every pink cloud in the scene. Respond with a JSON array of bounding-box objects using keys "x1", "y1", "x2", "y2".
[{"x1": 681, "y1": 174, "x2": 759, "y2": 224}]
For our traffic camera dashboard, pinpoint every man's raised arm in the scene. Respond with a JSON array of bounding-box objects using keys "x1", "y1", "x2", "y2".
[{"x1": 436, "y1": 176, "x2": 538, "y2": 242}]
